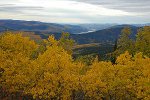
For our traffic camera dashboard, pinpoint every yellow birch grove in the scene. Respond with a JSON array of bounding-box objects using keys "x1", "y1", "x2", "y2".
[{"x1": 0, "y1": 32, "x2": 150, "y2": 100}]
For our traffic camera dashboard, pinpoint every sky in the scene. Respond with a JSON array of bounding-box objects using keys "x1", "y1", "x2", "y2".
[{"x1": 0, "y1": 0, "x2": 150, "y2": 24}]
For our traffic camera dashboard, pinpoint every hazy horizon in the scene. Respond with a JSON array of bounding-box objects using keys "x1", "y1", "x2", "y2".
[{"x1": 0, "y1": 19, "x2": 150, "y2": 25}]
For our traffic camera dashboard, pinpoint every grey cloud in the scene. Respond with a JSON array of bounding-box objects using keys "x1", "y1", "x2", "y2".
[
  {"x1": 73, "y1": 0, "x2": 150, "y2": 14},
  {"x1": 0, "y1": 5, "x2": 43, "y2": 10},
  {"x1": 0, "y1": 4, "x2": 15, "y2": 6},
  {"x1": 0, "y1": 4, "x2": 44, "y2": 14}
]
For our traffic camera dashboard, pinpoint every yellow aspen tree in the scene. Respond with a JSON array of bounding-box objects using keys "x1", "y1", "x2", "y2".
[
  {"x1": 29, "y1": 35, "x2": 80, "y2": 100},
  {"x1": 0, "y1": 32, "x2": 37, "y2": 96},
  {"x1": 135, "y1": 26, "x2": 150, "y2": 57}
]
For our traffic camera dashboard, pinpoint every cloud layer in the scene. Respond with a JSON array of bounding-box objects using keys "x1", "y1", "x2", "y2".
[
  {"x1": 0, "y1": 0, "x2": 149, "y2": 23},
  {"x1": 74, "y1": 0, "x2": 150, "y2": 14}
]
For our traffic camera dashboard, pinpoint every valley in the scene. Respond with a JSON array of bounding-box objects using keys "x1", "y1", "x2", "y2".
[{"x1": 0, "y1": 20, "x2": 144, "y2": 60}]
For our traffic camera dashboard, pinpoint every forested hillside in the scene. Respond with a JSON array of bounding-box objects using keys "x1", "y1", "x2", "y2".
[
  {"x1": 0, "y1": 20, "x2": 88, "y2": 34},
  {"x1": 0, "y1": 20, "x2": 140, "y2": 44},
  {"x1": 0, "y1": 26, "x2": 150, "y2": 100}
]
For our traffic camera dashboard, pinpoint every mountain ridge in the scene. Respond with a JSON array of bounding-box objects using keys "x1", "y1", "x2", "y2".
[
  {"x1": 0, "y1": 20, "x2": 148, "y2": 44},
  {"x1": 0, "y1": 19, "x2": 88, "y2": 34}
]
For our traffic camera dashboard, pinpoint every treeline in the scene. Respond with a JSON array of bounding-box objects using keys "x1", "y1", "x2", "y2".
[{"x1": 0, "y1": 26, "x2": 150, "y2": 100}]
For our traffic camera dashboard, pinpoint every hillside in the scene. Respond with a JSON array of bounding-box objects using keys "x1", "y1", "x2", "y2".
[
  {"x1": 0, "y1": 20, "x2": 142, "y2": 58},
  {"x1": 70, "y1": 25, "x2": 139, "y2": 44},
  {"x1": 27, "y1": 25, "x2": 139, "y2": 44},
  {"x1": 0, "y1": 20, "x2": 141, "y2": 45},
  {"x1": 0, "y1": 20, "x2": 88, "y2": 34}
]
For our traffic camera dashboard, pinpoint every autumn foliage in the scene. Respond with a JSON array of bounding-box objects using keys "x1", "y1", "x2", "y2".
[{"x1": 0, "y1": 30, "x2": 150, "y2": 100}]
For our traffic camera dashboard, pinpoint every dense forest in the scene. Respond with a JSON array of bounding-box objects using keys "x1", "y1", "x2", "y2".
[{"x1": 0, "y1": 26, "x2": 150, "y2": 100}]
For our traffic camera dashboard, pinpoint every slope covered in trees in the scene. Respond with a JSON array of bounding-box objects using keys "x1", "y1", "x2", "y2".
[
  {"x1": 0, "y1": 20, "x2": 88, "y2": 34},
  {"x1": 0, "y1": 20, "x2": 139, "y2": 44},
  {"x1": 0, "y1": 28, "x2": 150, "y2": 100}
]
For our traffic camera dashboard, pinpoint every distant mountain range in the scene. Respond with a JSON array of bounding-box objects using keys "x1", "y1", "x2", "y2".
[
  {"x1": 0, "y1": 19, "x2": 88, "y2": 34},
  {"x1": 0, "y1": 19, "x2": 149, "y2": 45},
  {"x1": 78, "y1": 24, "x2": 117, "y2": 32}
]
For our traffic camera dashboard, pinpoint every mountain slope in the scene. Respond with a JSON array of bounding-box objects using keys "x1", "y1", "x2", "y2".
[
  {"x1": 0, "y1": 20, "x2": 141, "y2": 45},
  {"x1": 0, "y1": 20, "x2": 88, "y2": 34},
  {"x1": 70, "y1": 25, "x2": 139, "y2": 44}
]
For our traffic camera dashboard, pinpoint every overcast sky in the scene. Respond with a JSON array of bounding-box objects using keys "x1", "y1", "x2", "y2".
[{"x1": 0, "y1": 0, "x2": 149, "y2": 24}]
